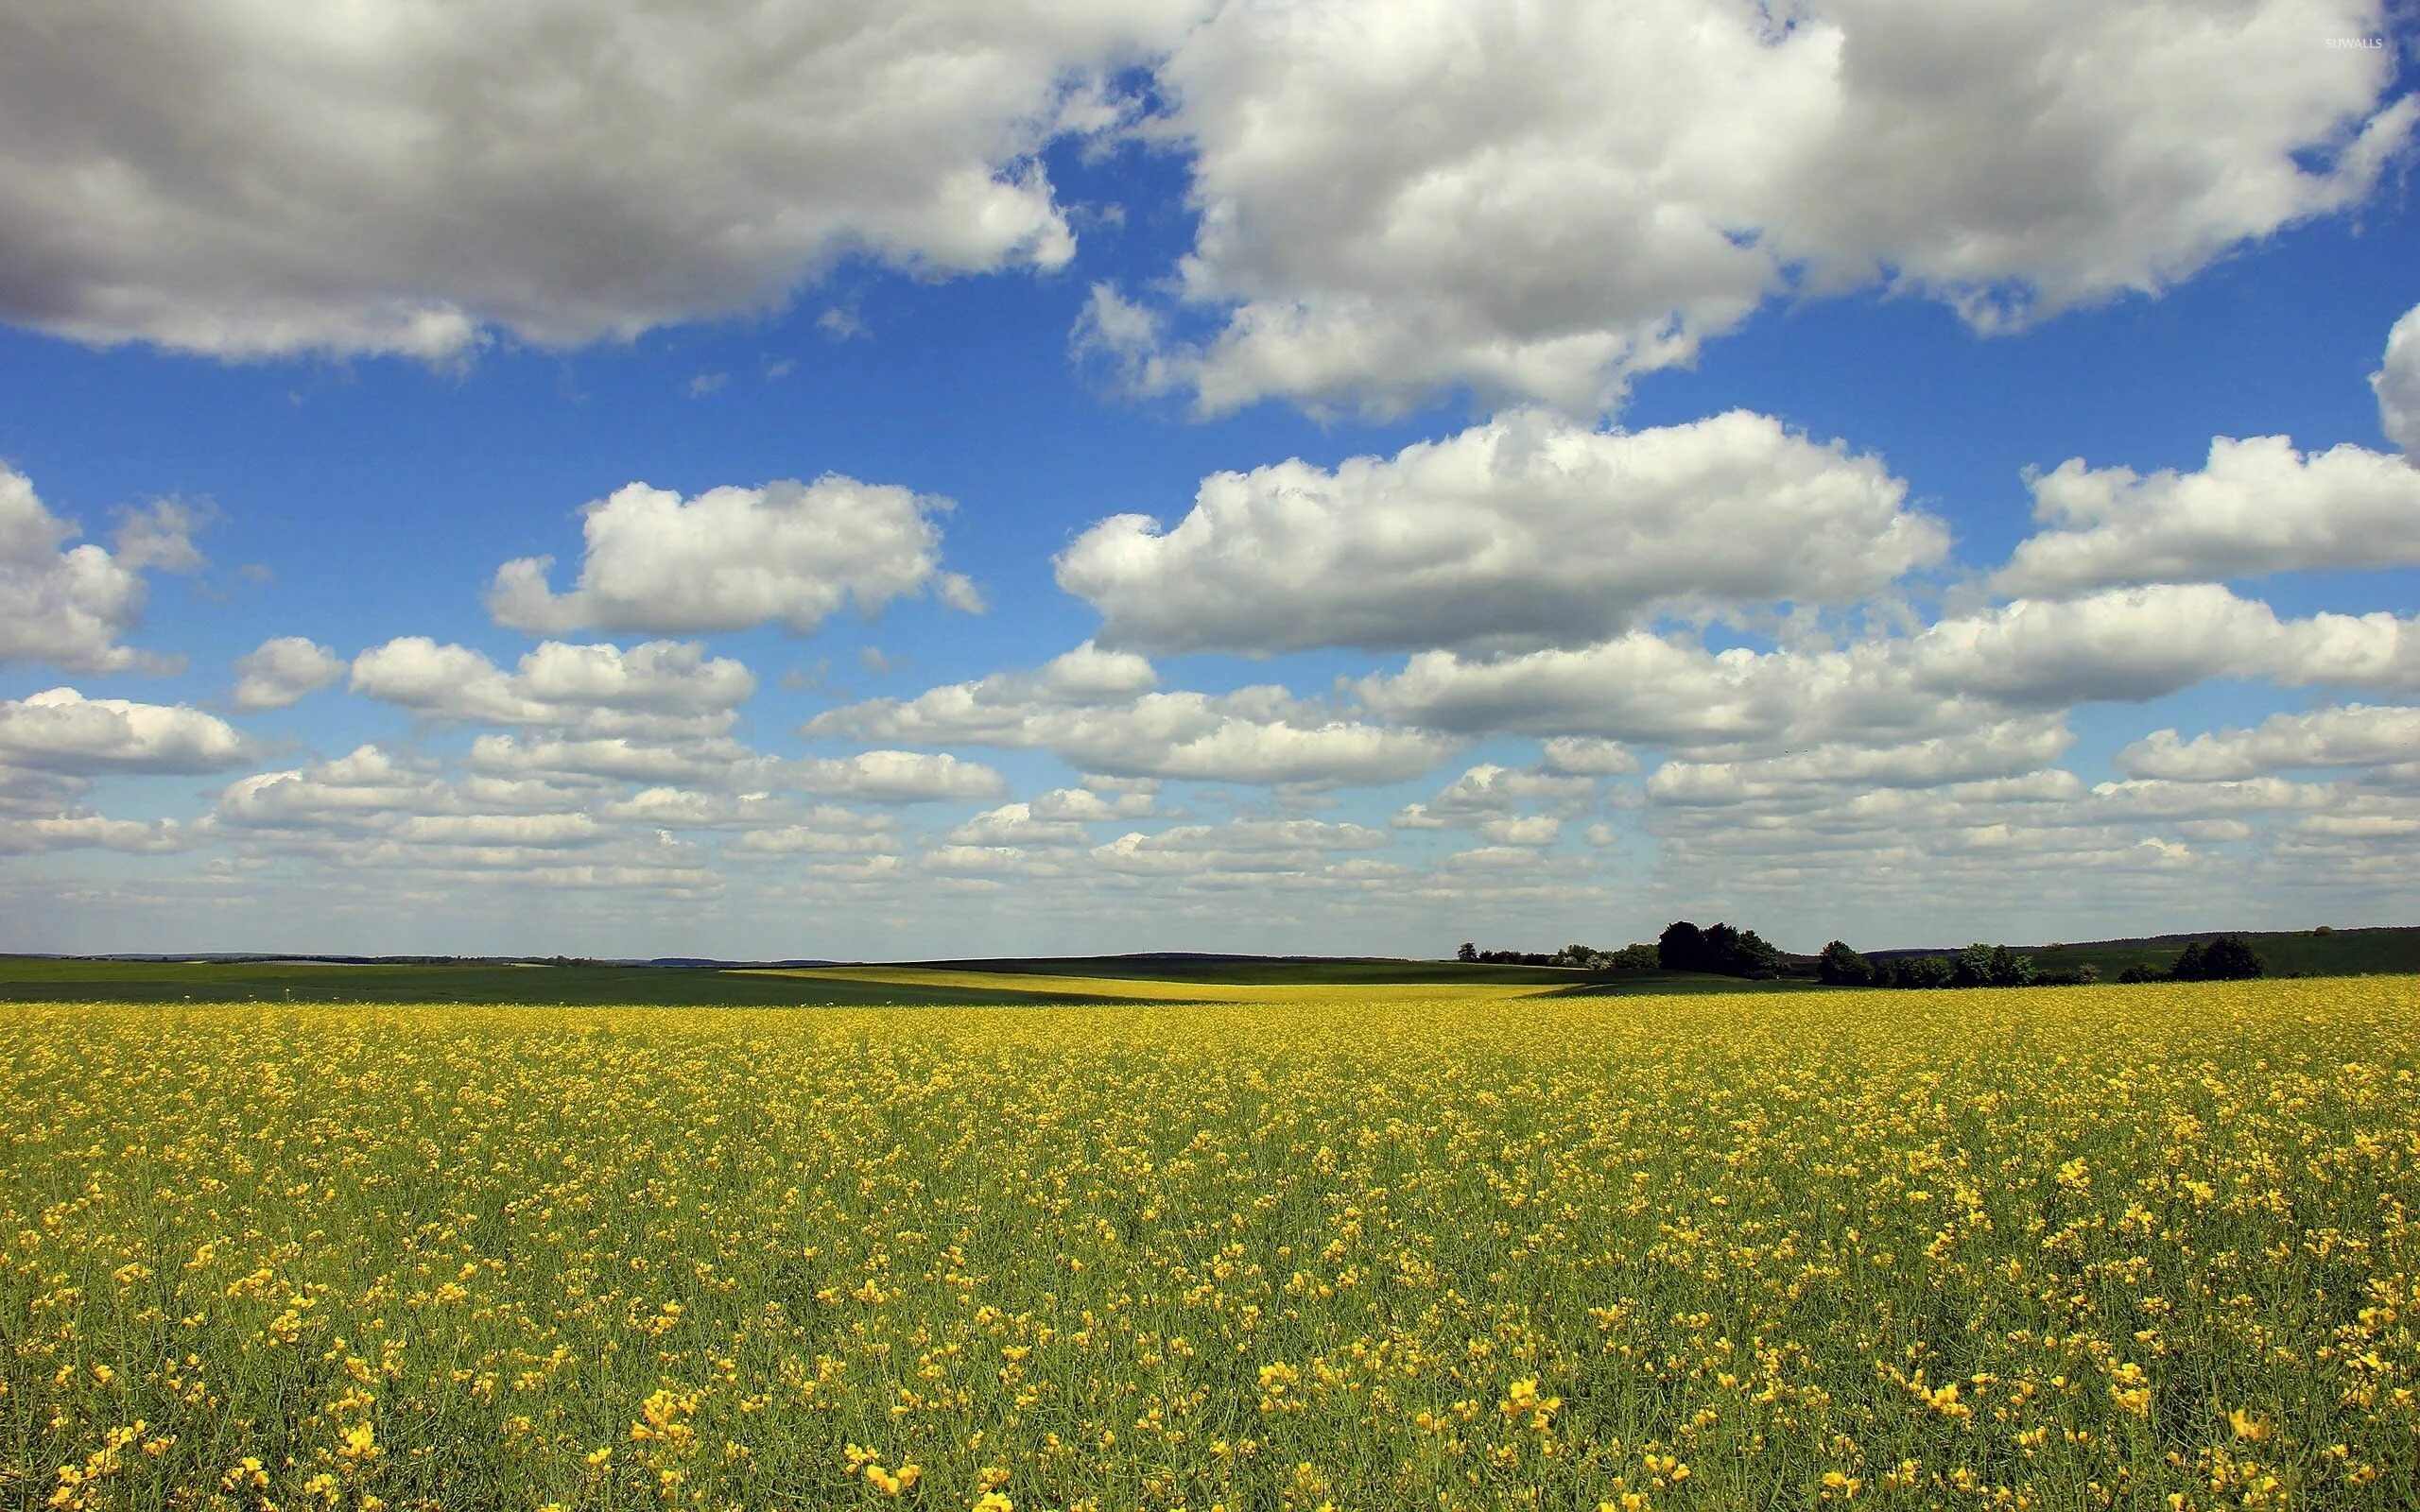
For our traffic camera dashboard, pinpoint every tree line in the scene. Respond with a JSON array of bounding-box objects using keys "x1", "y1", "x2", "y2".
[{"x1": 1456, "y1": 926, "x2": 2267, "y2": 985}]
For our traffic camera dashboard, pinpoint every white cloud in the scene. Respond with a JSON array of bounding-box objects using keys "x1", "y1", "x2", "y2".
[
  {"x1": 1426, "y1": 762, "x2": 1597, "y2": 814},
  {"x1": 792, "y1": 749, "x2": 1005, "y2": 803},
  {"x1": 0, "y1": 466, "x2": 201, "y2": 673},
  {"x1": 1363, "y1": 586, "x2": 2420, "y2": 753},
  {"x1": 1993, "y1": 436, "x2": 2420, "y2": 596},
  {"x1": 1031, "y1": 783, "x2": 1154, "y2": 821},
  {"x1": 812, "y1": 670, "x2": 1449, "y2": 789},
  {"x1": 2376, "y1": 301, "x2": 2420, "y2": 454},
  {"x1": 487, "y1": 477, "x2": 977, "y2": 636},
  {"x1": 466, "y1": 732, "x2": 775, "y2": 788},
  {"x1": 231, "y1": 636, "x2": 347, "y2": 711},
  {"x1": 2118, "y1": 704, "x2": 2420, "y2": 781},
  {"x1": 947, "y1": 802, "x2": 1091, "y2": 848},
  {"x1": 351, "y1": 637, "x2": 754, "y2": 734},
  {"x1": 387, "y1": 813, "x2": 606, "y2": 849},
  {"x1": 0, "y1": 687, "x2": 251, "y2": 774},
  {"x1": 1904, "y1": 586, "x2": 2420, "y2": 707},
  {"x1": 2087, "y1": 777, "x2": 2324, "y2": 820},
  {"x1": 1134, "y1": 0, "x2": 2413, "y2": 415},
  {"x1": 729, "y1": 821, "x2": 898, "y2": 858},
  {"x1": 1091, "y1": 817, "x2": 1388, "y2": 875},
  {"x1": 1538, "y1": 736, "x2": 1637, "y2": 776},
  {"x1": 0, "y1": 0, "x2": 1202, "y2": 360},
  {"x1": 1393, "y1": 762, "x2": 1598, "y2": 831},
  {"x1": 1647, "y1": 721, "x2": 2076, "y2": 806},
  {"x1": 1059, "y1": 409, "x2": 1944, "y2": 654},
  {"x1": 0, "y1": 812, "x2": 186, "y2": 855},
  {"x1": 1476, "y1": 814, "x2": 1560, "y2": 847},
  {"x1": 598, "y1": 788, "x2": 802, "y2": 830}
]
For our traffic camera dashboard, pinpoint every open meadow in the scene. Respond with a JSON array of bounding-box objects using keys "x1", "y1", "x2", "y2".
[{"x1": 4, "y1": 977, "x2": 2415, "y2": 1511}]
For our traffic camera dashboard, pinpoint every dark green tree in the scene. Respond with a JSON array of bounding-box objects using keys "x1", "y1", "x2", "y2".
[
  {"x1": 1902, "y1": 955, "x2": 1956, "y2": 988},
  {"x1": 1730, "y1": 929, "x2": 1784, "y2": 979},
  {"x1": 1457, "y1": 941, "x2": 1478, "y2": 963},
  {"x1": 2174, "y1": 936, "x2": 2262, "y2": 981},
  {"x1": 1952, "y1": 942, "x2": 1997, "y2": 988},
  {"x1": 1658, "y1": 920, "x2": 1709, "y2": 972},
  {"x1": 1986, "y1": 944, "x2": 2038, "y2": 988},
  {"x1": 1702, "y1": 923, "x2": 1742, "y2": 971},
  {"x1": 2202, "y1": 935, "x2": 2264, "y2": 979},
  {"x1": 1817, "y1": 939, "x2": 1873, "y2": 986}
]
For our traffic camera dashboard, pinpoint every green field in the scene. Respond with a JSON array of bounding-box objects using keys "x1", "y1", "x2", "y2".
[
  {"x1": 0, "y1": 955, "x2": 1600, "y2": 1007},
  {"x1": 4, "y1": 979, "x2": 2415, "y2": 1510},
  {"x1": 8, "y1": 927, "x2": 2408, "y2": 1008},
  {"x1": 2016, "y1": 926, "x2": 2420, "y2": 980}
]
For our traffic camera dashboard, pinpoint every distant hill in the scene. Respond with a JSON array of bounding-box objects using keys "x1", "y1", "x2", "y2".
[{"x1": 1868, "y1": 925, "x2": 2420, "y2": 979}]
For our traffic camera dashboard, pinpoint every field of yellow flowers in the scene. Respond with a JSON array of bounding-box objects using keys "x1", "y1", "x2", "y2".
[{"x1": 3, "y1": 980, "x2": 2414, "y2": 1511}]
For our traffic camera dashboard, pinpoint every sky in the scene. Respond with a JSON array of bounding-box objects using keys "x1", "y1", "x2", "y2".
[{"x1": 1, "y1": 0, "x2": 2416, "y2": 961}]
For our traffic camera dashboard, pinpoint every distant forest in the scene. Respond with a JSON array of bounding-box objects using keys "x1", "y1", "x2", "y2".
[{"x1": 1460, "y1": 921, "x2": 2271, "y2": 987}]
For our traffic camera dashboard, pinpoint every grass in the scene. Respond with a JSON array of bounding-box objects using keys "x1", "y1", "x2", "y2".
[
  {"x1": 4, "y1": 978, "x2": 2415, "y2": 1510},
  {"x1": 0, "y1": 957, "x2": 1183, "y2": 1008},
  {"x1": 0, "y1": 954, "x2": 1825, "y2": 1008},
  {"x1": 2018, "y1": 926, "x2": 2420, "y2": 981}
]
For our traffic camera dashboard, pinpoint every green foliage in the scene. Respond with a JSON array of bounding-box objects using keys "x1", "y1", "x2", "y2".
[
  {"x1": 1816, "y1": 940, "x2": 1873, "y2": 987},
  {"x1": 1657, "y1": 920, "x2": 1708, "y2": 971},
  {"x1": 2173, "y1": 936, "x2": 2264, "y2": 982},
  {"x1": 1659, "y1": 920, "x2": 1782, "y2": 979}
]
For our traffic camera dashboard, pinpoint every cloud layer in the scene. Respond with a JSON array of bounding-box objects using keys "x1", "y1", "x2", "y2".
[
  {"x1": 0, "y1": 0, "x2": 1201, "y2": 359},
  {"x1": 1059, "y1": 409, "x2": 1945, "y2": 654},
  {"x1": 1121, "y1": 0, "x2": 2413, "y2": 414}
]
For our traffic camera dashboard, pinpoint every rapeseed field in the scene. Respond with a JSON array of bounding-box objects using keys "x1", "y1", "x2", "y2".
[{"x1": 2, "y1": 981, "x2": 2413, "y2": 1511}]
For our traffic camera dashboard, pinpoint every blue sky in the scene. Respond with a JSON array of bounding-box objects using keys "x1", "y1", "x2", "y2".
[{"x1": 1, "y1": 1, "x2": 2415, "y2": 959}]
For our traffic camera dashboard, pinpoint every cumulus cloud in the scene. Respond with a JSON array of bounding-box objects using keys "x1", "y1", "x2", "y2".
[
  {"x1": 1032, "y1": 783, "x2": 1155, "y2": 821},
  {"x1": 2377, "y1": 301, "x2": 2420, "y2": 454},
  {"x1": 466, "y1": 732, "x2": 775, "y2": 789},
  {"x1": 0, "y1": 688, "x2": 251, "y2": 774},
  {"x1": 1132, "y1": 0, "x2": 2413, "y2": 415},
  {"x1": 1539, "y1": 736, "x2": 1638, "y2": 776},
  {"x1": 0, "y1": 0, "x2": 1201, "y2": 360},
  {"x1": 1058, "y1": 409, "x2": 1944, "y2": 654},
  {"x1": 487, "y1": 477, "x2": 977, "y2": 636},
  {"x1": 205, "y1": 743, "x2": 742, "y2": 897},
  {"x1": 1363, "y1": 586, "x2": 2420, "y2": 754},
  {"x1": 814, "y1": 676, "x2": 1449, "y2": 789},
  {"x1": 792, "y1": 750, "x2": 1005, "y2": 803},
  {"x1": 1, "y1": 466, "x2": 201, "y2": 672},
  {"x1": 597, "y1": 788, "x2": 803, "y2": 831},
  {"x1": 212, "y1": 746, "x2": 447, "y2": 833},
  {"x1": 0, "y1": 812, "x2": 186, "y2": 855},
  {"x1": 1091, "y1": 817, "x2": 1389, "y2": 875},
  {"x1": 2118, "y1": 704, "x2": 2420, "y2": 782},
  {"x1": 1476, "y1": 814, "x2": 1561, "y2": 847},
  {"x1": 231, "y1": 636, "x2": 346, "y2": 711},
  {"x1": 946, "y1": 802, "x2": 1092, "y2": 848},
  {"x1": 352, "y1": 637, "x2": 754, "y2": 734},
  {"x1": 1992, "y1": 436, "x2": 2420, "y2": 596},
  {"x1": 1647, "y1": 721, "x2": 2076, "y2": 806},
  {"x1": 1394, "y1": 762, "x2": 1598, "y2": 830}
]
